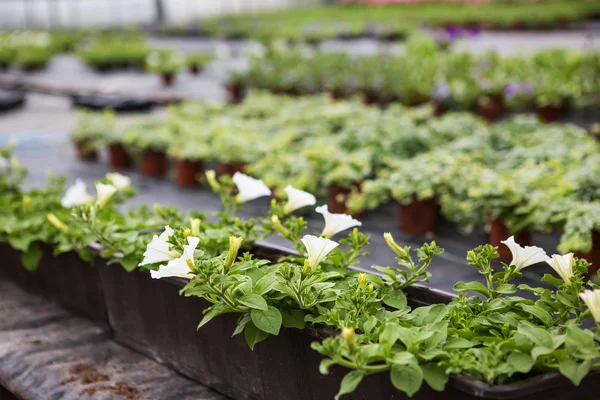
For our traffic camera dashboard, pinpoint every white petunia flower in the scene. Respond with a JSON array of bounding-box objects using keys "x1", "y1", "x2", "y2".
[
  {"x1": 232, "y1": 172, "x2": 271, "y2": 203},
  {"x1": 301, "y1": 234, "x2": 339, "y2": 271},
  {"x1": 139, "y1": 226, "x2": 180, "y2": 266},
  {"x1": 546, "y1": 253, "x2": 575, "y2": 284},
  {"x1": 283, "y1": 185, "x2": 316, "y2": 214},
  {"x1": 95, "y1": 183, "x2": 118, "y2": 208},
  {"x1": 316, "y1": 205, "x2": 362, "y2": 238},
  {"x1": 106, "y1": 172, "x2": 131, "y2": 190},
  {"x1": 501, "y1": 236, "x2": 550, "y2": 272},
  {"x1": 580, "y1": 289, "x2": 600, "y2": 323},
  {"x1": 61, "y1": 179, "x2": 94, "y2": 208},
  {"x1": 151, "y1": 236, "x2": 200, "y2": 279}
]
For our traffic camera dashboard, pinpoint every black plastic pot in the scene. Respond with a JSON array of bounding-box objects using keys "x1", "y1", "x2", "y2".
[
  {"x1": 0, "y1": 243, "x2": 107, "y2": 326},
  {"x1": 96, "y1": 240, "x2": 600, "y2": 399},
  {"x1": 0, "y1": 89, "x2": 26, "y2": 112},
  {"x1": 71, "y1": 94, "x2": 154, "y2": 113}
]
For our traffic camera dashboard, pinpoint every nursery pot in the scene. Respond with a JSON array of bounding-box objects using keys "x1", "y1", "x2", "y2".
[
  {"x1": 489, "y1": 218, "x2": 532, "y2": 260},
  {"x1": 35, "y1": 244, "x2": 107, "y2": 326},
  {"x1": 397, "y1": 198, "x2": 438, "y2": 236},
  {"x1": 174, "y1": 159, "x2": 204, "y2": 188},
  {"x1": 537, "y1": 105, "x2": 567, "y2": 123},
  {"x1": 74, "y1": 140, "x2": 97, "y2": 162},
  {"x1": 161, "y1": 72, "x2": 175, "y2": 87},
  {"x1": 477, "y1": 95, "x2": 505, "y2": 121},
  {"x1": 362, "y1": 90, "x2": 380, "y2": 107},
  {"x1": 216, "y1": 162, "x2": 245, "y2": 177},
  {"x1": 0, "y1": 243, "x2": 45, "y2": 295},
  {"x1": 433, "y1": 102, "x2": 449, "y2": 117},
  {"x1": 96, "y1": 240, "x2": 600, "y2": 400},
  {"x1": 227, "y1": 84, "x2": 247, "y2": 104},
  {"x1": 139, "y1": 150, "x2": 169, "y2": 178},
  {"x1": 97, "y1": 241, "x2": 456, "y2": 400},
  {"x1": 107, "y1": 143, "x2": 132, "y2": 170},
  {"x1": 576, "y1": 231, "x2": 600, "y2": 276},
  {"x1": 189, "y1": 65, "x2": 200, "y2": 75},
  {"x1": 328, "y1": 184, "x2": 362, "y2": 216},
  {"x1": 0, "y1": 243, "x2": 107, "y2": 326}
]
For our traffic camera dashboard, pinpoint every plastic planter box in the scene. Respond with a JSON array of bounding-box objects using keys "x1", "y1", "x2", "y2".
[{"x1": 0, "y1": 243, "x2": 107, "y2": 326}]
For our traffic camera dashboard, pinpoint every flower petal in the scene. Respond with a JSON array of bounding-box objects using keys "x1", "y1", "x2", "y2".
[
  {"x1": 301, "y1": 234, "x2": 339, "y2": 270},
  {"x1": 61, "y1": 179, "x2": 94, "y2": 208},
  {"x1": 283, "y1": 185, "x2": 316, "y2": 214},
  {"x1": 232, "y1": 172, "x2": 271, "y2": 203},
  {"x1": 316, "y1": 204, "x2": 362, "y2": 238}
]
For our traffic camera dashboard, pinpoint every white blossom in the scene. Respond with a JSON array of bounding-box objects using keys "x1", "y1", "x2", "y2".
[
  {"x1": 580, "y1": 289, "x2": 600, "y2": 323},
  {"x1": 316, "y1": 205, "x2": 362, "y2": 238},
  {"x1": 301, "y1": 234, "x2": 339, "y2": 271},
  {"x1": 61, "y1": 179, "x2": 94, "y2": 208},
  {"x1": 232, "y1": 172, "x2": 271, "y2": 203},
  {"x1": 501, "y1": 236, "x2": 550, "y2": 272},
  {"x1": 139, "y1": 226, "x2": 180, "y2": 266},
  {"x1": 0, "y1": 156, "x2": 8, "y2": 173},
  {"x1": 546, "y1": 253, "x2": 575, "y2": 284},
  {"x1": 95, "y1": 183, "x2": 118, "y2": 208},
  {"x1": 151, "y1": 236, "x2": 200, "y2": 280},
  {"x1": 106, "y1": 172, "x2": 131, "y2": 190},
  {"x1": 283, "y1": 185, "x2": 316, "y2": 214}
]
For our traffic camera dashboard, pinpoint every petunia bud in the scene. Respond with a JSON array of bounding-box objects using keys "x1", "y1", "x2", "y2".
[
  {"x1": 384, "y1": 232, "x2": 407, "y2": 258},
  {"x1": 205, "y1": 170, "x2": 220, "y2": 191},
  {"x1": 225, "y1": 236, "x2": 243, "y2": 269},
  {"x1": 358, "y1": 273, "x2": 367, "y2": 289},
  {"x1": 342, "y1": 327, "x2": 355, "y2": 351},
  {"x1": 183, "y1": 228, "x2": 191, "y2": 238},
  {"x1": 47, "y1": 213, "x2": 69, "y2": 233},
  {"x1": 22, "y1": 196, "x2": 31, "y2": 212},
  {"x1": 190, "y1": 218, "x2": 201, "y2": 236},
  {"x1": 271, "y1": 215, "x2": 289, "y2": 236}
]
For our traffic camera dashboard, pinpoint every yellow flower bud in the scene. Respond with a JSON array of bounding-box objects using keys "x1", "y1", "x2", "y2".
[
  {"x1": 190, "y1": 218, "x2": 201, "y2": 236},
  {"x1": 183, "y1": 228, "x2": 191, "y2": 238},
  {"x1": 341, "y1": 327, "x2": 355, "y2": 351},
  {"x1": 47, "y1": 213, "x2": 69, "y2": 233},
  {"x1": 271, "y1": 215, "x2": 289, "y2": 236},
  {"x1": 225, "y1": 236, "x2": 243, "y2": 269},
  {"x1": 384, "y1": 232, "x2": 407, "y2": 258},
  {"x1": 22, "y1": 196, "x2": 31, "y2": 211},
  {"x1": 368, "y1": 284, "x2": 374, "y2": 292},
  {"x1": 358, "y1": 273, "x2": 368, "y2": 289},
  {"x1": 205, "y1": 170, "x2": 220, "y2": 191},
  {"x1": 467, "y1": 250, "x2": 477, "y2": 263},
  {"x1": 186, "y1": 258, "x2": 195, "y2": 271}
]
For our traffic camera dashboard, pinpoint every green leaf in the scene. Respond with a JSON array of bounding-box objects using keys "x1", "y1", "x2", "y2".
[
  {"x1": 559, "y1": 359, "x2": 592, "y2": 386},
  {"x1": 232, "y1": 314, "x2": 251, "y2": 336},
  {"x1": 495, "y1": 283, "x2": 516, "y2": 294},
  {"x1": 251, "y1": 306, "x2": 282, "y2": 336},
  {"x1": 507, "y1": 352, "x2": 534, "y2": 374},
  {"x1": 519, "y1": 304, "x2": 553, "y2": 327},
  {"x1": 453, "y1": 281, "x2": 490, "y2": 297},
  {"x1": 421, "y1": 363, "x2": 448, "y2": 391},
  {"x1": 239, "y1": 294, "x2": 268, "y2": 310},
  {"x1": 516, "y1": 321, "x2": 553, "y2": 349},
  {"x1": 197, "y1": 304, "x2": 228, "y2": 330},
  {"x1": 21, "y1": 242, "x2": 43, "y2": 271},
  {"x1": 319, "y1": 359, "x2": 335, "y2": 375},
  {"x1": 444, "y1": 338, "x2": 475, "y2": 349},
  {"x1": 384, "y1": 290, "x2": 407, "y2": 310},
  {"x1": 391, "y1": 363, "x2": 423, "y2": 397},
  {"x1": 253, "y1": 273, "x2": 278, "y2": 295},
  {"x1": 281, "y1": 309, "x2": 306, "y2": 329},
  {"x1": 119, "y1": 254, "x2": 139, "y2": 272},
  {"x1": 244, "y1": 321, "x2": 269, "y2": 350},
  {"x1": 422, "y1": 304, "x2": 448, "y2": 325},
  {"x1": 380, "y1": 323, "x2": 401, "y2": 347},
  {"x1": 392, "y1": 351, "x2": 417, "y2": 365},
  {"x1": 335, "y1": 371, "x2": 364, "y2": 400}
]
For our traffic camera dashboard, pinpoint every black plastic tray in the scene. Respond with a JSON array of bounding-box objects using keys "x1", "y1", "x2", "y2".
[{"x1": 71, "y1": 94, "x2": 154, "y2": 112}]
